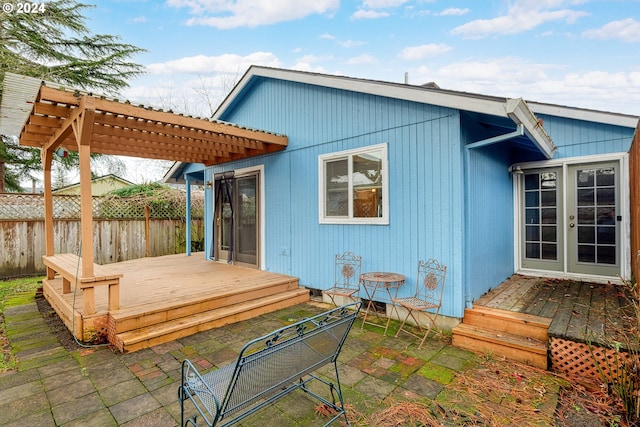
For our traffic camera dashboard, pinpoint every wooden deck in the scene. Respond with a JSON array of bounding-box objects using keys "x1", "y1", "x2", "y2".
[
  {"x1": 42, "y1": 253, "x2": 309, "y2": 352},
  {"x1": 474, "y1": 274, "x2": 631, "y2": 343},
  {"x1": 453, "y1": 274, "x2": 635, "y2": 372}
]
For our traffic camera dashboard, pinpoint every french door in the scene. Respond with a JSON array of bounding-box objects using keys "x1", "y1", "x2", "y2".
[
  {"x1": 566, "y1": 163, "x2": 619, "y2": 276},
  {"x1": 215, "y1": 171, "x2": 260, "y2": 267},
  {"x1": 520, "y1": 161, "x2": 620, "y2": 277}
]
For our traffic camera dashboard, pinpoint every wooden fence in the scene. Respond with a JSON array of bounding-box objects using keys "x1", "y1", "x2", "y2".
[{"x1": 0, "y1": 193, "x2": 205, "y2": 279}]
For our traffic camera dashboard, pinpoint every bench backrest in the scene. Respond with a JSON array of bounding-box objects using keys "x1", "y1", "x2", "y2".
[{"x1": 220, "y1": 302, "x2": 360, "y2": 419}]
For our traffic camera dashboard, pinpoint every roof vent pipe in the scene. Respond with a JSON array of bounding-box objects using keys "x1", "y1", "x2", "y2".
[{"x1": 404, "y1": 72, "x2": 408, "y2": 84}]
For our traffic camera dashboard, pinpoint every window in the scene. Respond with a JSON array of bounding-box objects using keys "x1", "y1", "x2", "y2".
[{"x1": 319, "y1": 143, "x2": 388, "y2": 224}]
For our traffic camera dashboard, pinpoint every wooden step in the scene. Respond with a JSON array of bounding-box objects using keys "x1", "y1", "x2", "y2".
[
  {"x1": 462, "y1": 306, "x2": 551, "y2": 341},
  {"x1": 452, "y1": 323, "x2": 548, "y2": 369},
  {"x1": 111, "y1": 289, "x2": 310, "y2": 353},
  {"x1": 110, "y1": 278, "x2": 299, "y2": 334}
]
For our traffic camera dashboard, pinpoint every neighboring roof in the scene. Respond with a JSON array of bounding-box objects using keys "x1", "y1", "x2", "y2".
[
  {"x1": 1, "y1": 73, "x2": 289, "y2": 166},
  {"x1": 216, "y1": 66, "x2": 556, "y2": 159},
  {"x1": 52, "y1": 174, "x2": 134, "y2": 194}
]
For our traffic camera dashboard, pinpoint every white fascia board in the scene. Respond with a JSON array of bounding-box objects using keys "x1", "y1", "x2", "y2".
[
  {"x1": 529, "y1": 102, "x2": 639, "y2": 129},
  {"x1": 217, "y1": 66, "x2": 509, "y2": 119},
  {"x1": 505, "y1": 98, "x2": 556, "y2": 159}
]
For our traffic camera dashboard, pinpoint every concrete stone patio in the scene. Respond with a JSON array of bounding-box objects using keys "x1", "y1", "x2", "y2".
[{"x1": 0, "y1": 292, "x2": 563, "y2": 426}]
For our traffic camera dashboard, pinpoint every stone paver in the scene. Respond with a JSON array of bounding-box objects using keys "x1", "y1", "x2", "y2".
[{"x1": 0, "y1": 293, "x2": 563, "y2": 426}]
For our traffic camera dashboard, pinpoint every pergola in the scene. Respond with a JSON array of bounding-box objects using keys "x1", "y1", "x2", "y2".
[{"x1": 14, "y1": 81, "x2": 288, "y2": 283}]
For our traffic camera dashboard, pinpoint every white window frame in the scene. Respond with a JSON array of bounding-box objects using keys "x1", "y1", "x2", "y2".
[{"x1": 318, "y1": 143, "x2": 389, "y2": 225}]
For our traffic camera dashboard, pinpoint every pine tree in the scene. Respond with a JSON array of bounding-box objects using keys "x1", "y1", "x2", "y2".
[{"x1": 0, "y1": 0, "x2": 146, "y2": 192}]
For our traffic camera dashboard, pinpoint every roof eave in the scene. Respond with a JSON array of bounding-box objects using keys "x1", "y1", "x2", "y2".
[
  {"x1": 215, "y1": 66, "x2": 510, "y2": 119},
  {"x1": 505, "y1": 98, "x2": 556, "y2": 159}
]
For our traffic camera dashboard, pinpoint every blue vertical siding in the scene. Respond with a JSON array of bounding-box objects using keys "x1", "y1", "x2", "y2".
[
  {"x1": 464, "y1": 143, "x2": 514, "y2": 303},
  {"x1": 213, "y1": 79, "x2": 467, "y2": 318},
  {"x1": 538, "y1": 115, "x2": 635, "y2": 157}
]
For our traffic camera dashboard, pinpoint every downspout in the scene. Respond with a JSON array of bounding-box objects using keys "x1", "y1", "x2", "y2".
[{"x1": 463, "y1": 124, "x2": 524, "y2": 308}]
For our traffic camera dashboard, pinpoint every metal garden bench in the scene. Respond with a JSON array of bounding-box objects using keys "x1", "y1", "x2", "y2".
[{"x1": 179, "y1": 302, "x2": 361, "y2": 426}]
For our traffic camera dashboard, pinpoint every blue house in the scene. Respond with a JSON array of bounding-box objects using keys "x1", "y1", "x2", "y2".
[{"x1": 166, "y1": 66, "x2": 639, "y2": 323}]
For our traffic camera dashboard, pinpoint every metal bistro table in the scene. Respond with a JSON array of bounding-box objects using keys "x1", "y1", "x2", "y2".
[{"x1": 359, "y1": 272, "x2": 405, "y2": 335}]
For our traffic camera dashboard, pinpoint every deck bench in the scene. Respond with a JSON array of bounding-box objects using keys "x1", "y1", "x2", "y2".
[
  {"x1": 179, "y1": 302, "x2": 361, "y2": 427},
  {"x1": 43, "y1": 253, "x2": 122, "y2": 314}
]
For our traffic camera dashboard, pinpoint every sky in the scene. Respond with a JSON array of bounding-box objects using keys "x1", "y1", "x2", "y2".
[{"x1": 85, "y1": 0, "x2": 640, "y2": 120}]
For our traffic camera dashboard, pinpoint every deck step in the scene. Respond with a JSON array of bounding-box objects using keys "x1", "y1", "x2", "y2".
[
  {"x1": 110, "y1": 278, "x2": 300, "y2": 334},
  {"x1": 461, "y1": 306, "x2": 551, "y2": 341},
  {"x1": 452, "y1": 323, "x2": 548, "y2": 369},
  {"x1": 111, "y1": 289, "x2": 310, "y2": 353},
  {"x1": 452, "y1": 305, "x2": 551, "y2": 369}
]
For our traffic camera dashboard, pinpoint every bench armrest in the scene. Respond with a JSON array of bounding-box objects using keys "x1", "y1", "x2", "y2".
[{"x1": 181, "y1": 359, "x2": 223, "y2": 426}]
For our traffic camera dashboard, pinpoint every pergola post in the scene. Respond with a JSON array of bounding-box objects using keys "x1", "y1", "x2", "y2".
[
  {"x1": 42, "y1": 148, "x2": 55, "y2": 281},
  {"x1": 74, "y1": 96, "x2": 96, "y2": 314}
]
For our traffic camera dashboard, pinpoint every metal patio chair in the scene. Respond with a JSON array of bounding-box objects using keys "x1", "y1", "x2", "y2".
[
  {"x1": 393, "y1": 259, "x2": 447, "y2": 349},
  {"x1": 322, "y1": 252, "x2": 362, "y2": 306}
]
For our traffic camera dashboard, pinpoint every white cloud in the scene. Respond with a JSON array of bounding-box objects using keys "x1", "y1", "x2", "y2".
[
  {"x1": 398, "y1": 43, "x2": 451, "y2": 60},
  {"x1": 291, "y1": 62, "x2": 328, "y2": 73},
  {"x1": 352, "y1": 9, "x2": 390, "y2": 19},
  {"x1": 320, "y1": 33, "x2": 336, "y2": 40},
  {"x1": 168, "y1": 0, "x2": 339, "y2": 29},
  {"x1": 437, "y1": 8, "x2": 469, "y2": 16},
  {"x1": 347, "y1": 54, "x2": 378, "y2": 65},
  {"x1": 451, "y1": 0, "x2": 589, "y2": 39},
  {"x1": 582, "y1": 18, "x2": 640, "y2": 42},
  {"x1": 405, "y1": 57, "x2": 640, "y2": 115},
  {"x1": 362, "y1": 0, "x2": 409, "y2": 8},
  {"x1": 338, "y1": 39, "x2": 367, "y2": 48},
  {"x1": 146, "y1": 52, "x2": 282, "y2": 75},
  {"x1": 295, "y1": 54, "x2": 334, "y2": 64}
]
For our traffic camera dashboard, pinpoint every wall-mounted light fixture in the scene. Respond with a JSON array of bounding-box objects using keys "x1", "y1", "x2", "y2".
[{"x1": 508, "y1": 165, "x2": 524, "y2": 175}]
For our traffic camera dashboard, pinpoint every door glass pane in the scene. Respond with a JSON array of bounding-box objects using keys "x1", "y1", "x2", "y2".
[
  {"x1": 578, "y1": 226, "x2": 595, "y2": 244},
  {"x1": 542, "y1": 244, "x2": 557, "y2": 260},
  {"x1": 325, "y1": 159, "x2": 348, "y2": 216},
  {"x1": 525, "y1": 192, "x2": 539, "y2": 207},
  {"x1": 524, "y1": 172, "x2": 558, "y2": 261},
  {"x1": 578, "y1": 244, "x2": 596, "y2": 263},
  {"x1": 577, "y1": 207, "x2": 595, "y2": 224},
  {"x1": 577, "y1": 189, "x2": 594, "y2": 205},
  {"x1": 575, "y1": 167, "x2": 616, "y2": 265},
  {"x1": 526, "y1": 226, "x2": 539, "y2": 241},
  {"x1": 597, "y1": 188, "x2": 615, "y2": 205},
  {"x1": 597, "y1": 168, "x2": 615, "y2": 186},
  {"x1": 542, "y1": 226, "x2": 556, "y2": 242},
  {"x1": 525, "y1": 174, "x2": 539, "y2": 190},
  {"x1": 237, "y1": 176, "x2": 257, "y2": 260},
  {"x1": 577, "y1": 169, "x2": 594, "y2": 187},
  {"x1": 353, "y1": 150, "x2": 383, "y2": 218}
]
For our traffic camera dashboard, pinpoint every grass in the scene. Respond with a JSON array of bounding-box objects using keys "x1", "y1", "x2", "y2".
[{"x1": 0, "y1": 276, "x2": 43, "y2": 372}]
